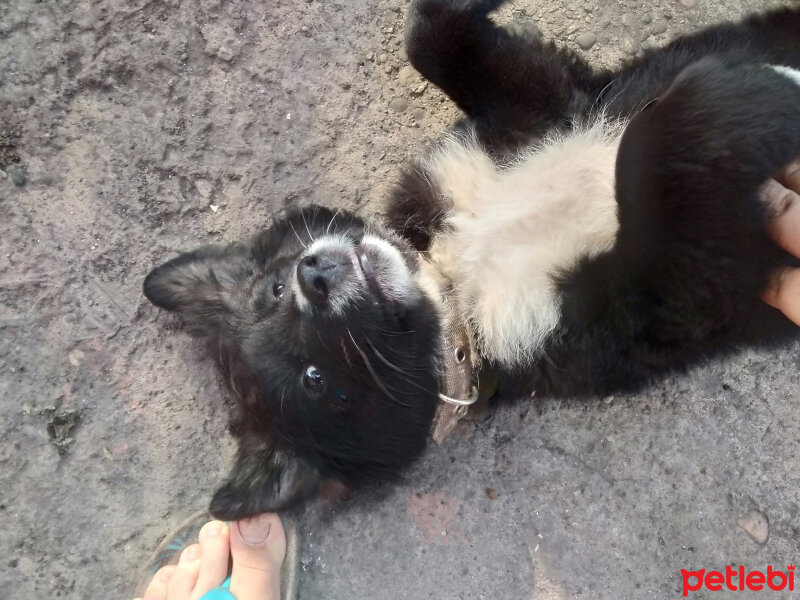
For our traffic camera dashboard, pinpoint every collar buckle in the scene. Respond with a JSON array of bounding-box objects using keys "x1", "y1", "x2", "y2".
[{"x1": 438, "y1": 385, "x2": 480, "y2": 407}]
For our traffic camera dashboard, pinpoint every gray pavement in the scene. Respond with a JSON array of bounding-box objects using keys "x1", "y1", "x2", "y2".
[{"x1": 0, "y1": 0, "x2": 797, "y2": 598}]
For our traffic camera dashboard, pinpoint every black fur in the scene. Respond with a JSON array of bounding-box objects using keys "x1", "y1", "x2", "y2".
[
  {"x1": 391, "y1": 0, "x2": 800, "y2": 396},
  {"x1": 144, "y1": 1, "x2": 800, "y2": 517},
  {"x1": 144, "y1": 207, "x2": 440, "y2": 518}
]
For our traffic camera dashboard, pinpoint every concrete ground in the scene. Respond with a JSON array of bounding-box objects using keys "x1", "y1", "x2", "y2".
[{"x1": 1, "y1": 0, "x2": 798, "y2": 598}]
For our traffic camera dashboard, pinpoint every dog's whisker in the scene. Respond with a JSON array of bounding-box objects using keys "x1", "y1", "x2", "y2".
[
  {"x1": 288, "y1": 219, "x2": 307, "y2": 250},
  {"x1": 348, "y1": 328, "x2": 411, "y2": 407},
  {"x1": 377, "y1": 327, "x2": 417, "y2": 336},
  {"x1": 366, "y1": 337, "x2": 434, "y2": 392},
  {"x1": 316, "y1": 329, "x2": 333, "y2": 355},
  {"x1": 340, "y1": 338, "x2": 354, "y2": 368},
  {"x1": 365, "y1": 337, "x2": 412, "y2": 376},
  {"x1": 327, "y1": 208, "x2": 342, "y2": 235},
  {"x1": 301, "y1": 209, "x2": 315, "y2": 244}
]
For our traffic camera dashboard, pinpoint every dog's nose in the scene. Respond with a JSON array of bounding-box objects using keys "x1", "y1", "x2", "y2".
[{"x1": 297, "y1": 254, "x2": 340, "y2": 307}]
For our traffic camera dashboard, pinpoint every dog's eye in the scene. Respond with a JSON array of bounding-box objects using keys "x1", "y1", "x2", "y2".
[
  {"x1": 272, "y1": 282, "x2": 285, "y2": 299},
  {"x1": 303, "y1": 365, "x2": 324, "y2": 394}
]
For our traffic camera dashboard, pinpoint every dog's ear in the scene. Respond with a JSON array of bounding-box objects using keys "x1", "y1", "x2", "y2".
[
  {"x1": 208, "y1": 436, "x2": 321, "y2": 520},
  {"x1": 143, "y1": 243, "x2": 252, "y2": 334}
]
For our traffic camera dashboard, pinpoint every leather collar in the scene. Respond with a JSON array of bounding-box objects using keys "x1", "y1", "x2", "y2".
[{"x1": 429, "y1": 281, "x2": 498, "y2": 443}]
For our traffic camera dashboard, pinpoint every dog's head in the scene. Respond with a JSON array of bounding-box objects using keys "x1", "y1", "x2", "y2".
[{"x1": 144, "y1": 206, "x2": 441, "y2": 519}]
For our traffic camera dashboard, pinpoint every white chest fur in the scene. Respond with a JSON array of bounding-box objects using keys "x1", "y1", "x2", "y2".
[
  {"x1": 422, "y1": 122, "x2": 623, "y2": 366},
  {"x1": 771, "y1": 64, "x2": 800, "y2": 87}
]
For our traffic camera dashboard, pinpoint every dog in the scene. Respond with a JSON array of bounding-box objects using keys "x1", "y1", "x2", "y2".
[{"x1": 143, "y1": 0, "x2": 800, "y2": 520}]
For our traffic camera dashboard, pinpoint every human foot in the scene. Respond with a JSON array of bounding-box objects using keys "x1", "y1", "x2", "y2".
[{"x1": 135, "y1": 514, "x2": 286, "y2": 600}]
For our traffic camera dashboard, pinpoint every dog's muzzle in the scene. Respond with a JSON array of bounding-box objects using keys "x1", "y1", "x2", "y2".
[{"x1": 294, "y1": 234, "x2": 415, "y2": 312}]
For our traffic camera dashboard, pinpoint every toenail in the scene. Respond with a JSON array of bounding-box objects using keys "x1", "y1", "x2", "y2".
[
  {"x1": 237, "y1": 514, "x2": 272, "y2": 545},
  {"x1": 182, "y1": 545, "x2": 201, "y2": 562},
  {"x1": 200, "y1": 523, "x2": 222, "y2": 538}
]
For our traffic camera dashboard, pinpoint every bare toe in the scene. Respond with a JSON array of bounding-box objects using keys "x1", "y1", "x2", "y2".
[
  {"x1": 166, "y1": 544, "x2": 202, "y2": 600},
  {"x1": 142, "y1": 565, "x2": 176, "y2": 600},
  {"x1": 189, "y1": 521, "x2": 231, "y2": 600},
  {"x1": 228, "y1": 513, "x2": 286, "y2": 600}
]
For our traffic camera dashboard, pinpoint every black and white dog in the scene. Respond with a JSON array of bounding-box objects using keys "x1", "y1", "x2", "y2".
[{"x1": 143, "y1": 0, "x2": 800, "y2": 519}]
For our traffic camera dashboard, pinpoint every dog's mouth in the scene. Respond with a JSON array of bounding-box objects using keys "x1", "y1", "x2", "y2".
[
  {"x1": 351, "y1": 235, "x2": 415, "y2": 305},
  {"x1": 354, "y1": 243, "x2": 383, "y2": 300},
  {"x1": 293, "y1": 233, "x2": 415, "y2": 311}
]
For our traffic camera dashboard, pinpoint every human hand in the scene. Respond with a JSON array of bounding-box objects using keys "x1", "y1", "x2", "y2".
[{"x1": 761, "y1": 159, "x2": 800, "y2": 325}]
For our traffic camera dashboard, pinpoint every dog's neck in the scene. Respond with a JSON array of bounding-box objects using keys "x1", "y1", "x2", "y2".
[{"x1": 416, "y1": 256, "x2": 497, "y2": 442}]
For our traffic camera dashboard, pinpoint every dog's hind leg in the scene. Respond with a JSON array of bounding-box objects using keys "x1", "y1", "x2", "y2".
[
  {"x1": 390, "y1": 0, "x2": 605, "y2": 249},
  {"x1": 406, "y1": 0, "x2": 600, "y2": 152}
]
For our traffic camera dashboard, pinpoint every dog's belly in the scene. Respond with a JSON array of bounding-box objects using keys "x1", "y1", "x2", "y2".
[{"x1": 423, "y1": 121, "x2": 624, "y2": 366}]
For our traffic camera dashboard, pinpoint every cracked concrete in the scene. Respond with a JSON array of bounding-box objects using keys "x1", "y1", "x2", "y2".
[{"x1": 1, "y1": 0, "x2": 797, "y2": 598}]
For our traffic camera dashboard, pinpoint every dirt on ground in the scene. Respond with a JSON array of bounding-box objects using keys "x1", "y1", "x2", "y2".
[{"x1": 1, "y1": 1, "x2": 797, "y2": 599}]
